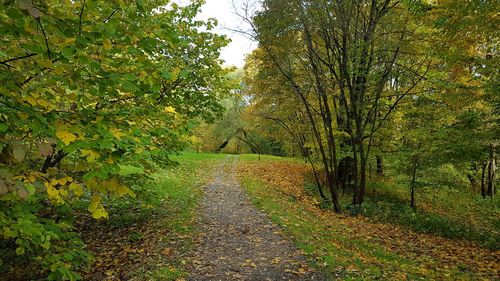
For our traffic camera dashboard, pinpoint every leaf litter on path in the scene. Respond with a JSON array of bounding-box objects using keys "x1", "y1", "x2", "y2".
[{"x1": 186, "y1": 156, "x2": 324, "y2": 280}]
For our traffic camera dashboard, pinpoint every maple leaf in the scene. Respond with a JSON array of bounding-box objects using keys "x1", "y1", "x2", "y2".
[{"x1": 56, "y1": 130, "x2": 77, "y2": 145}]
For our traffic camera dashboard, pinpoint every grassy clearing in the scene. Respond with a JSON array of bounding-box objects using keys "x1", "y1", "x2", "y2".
[
  {"x1": 238, "y1": 156, "x2": 499, "y2": 280},
  {"x1": 360, "y1": 180, "x2": 500, "y2": 249},
  {"x1": 241, "y1": 178, "x2": 437, "y2": 280},
  {"x1": 81, "y1": 152, "x2": 226, "y2": 280}
]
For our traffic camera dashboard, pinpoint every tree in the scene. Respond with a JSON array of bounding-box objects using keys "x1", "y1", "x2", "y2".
[
  {"x1": 0, "y1": 0, "x2": 228, "y2": 279},
  {"x1": 242, "y1": 0, "x2": 430, "y2": 211}
]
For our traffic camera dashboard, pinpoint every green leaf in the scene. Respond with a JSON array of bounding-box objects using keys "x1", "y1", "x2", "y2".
[
  {"x1": 61, "y1": 47, "x2": 75, "y2": 58},
  {"x1": 12, "y1": 144, "x2": 26, "y2": 162},
  {"x1": 15, "y1": 247, "x2": 25, "y2": 256}
]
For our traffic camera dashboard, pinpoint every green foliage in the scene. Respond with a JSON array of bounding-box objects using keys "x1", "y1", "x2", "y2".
[
  {"x1": 83, "y1": 152, "x2": 225, "y2": 279},
  {"x1": 239, "y1": 155, "x2": 497, "y2": 279},
  {"x1": 0, "y1": 193, "x2": 91, "y2": 280},
  {"x1": 0, "y1": 0, "x2": 229, "y2": 279}
]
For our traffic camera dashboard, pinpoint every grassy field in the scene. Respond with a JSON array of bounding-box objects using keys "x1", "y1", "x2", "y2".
[
  {"x1": 237, "y1": 156, "x2": 499, "y2": 280},
  {"x1": 76, "y1": 152, "x2": 498, "y2": 280},
  {"x1": 80, "y1": 152, "x2": 227, "y2": 280}
]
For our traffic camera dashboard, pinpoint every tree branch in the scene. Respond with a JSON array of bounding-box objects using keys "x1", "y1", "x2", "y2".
[{"x1": 0, "y1": 53, "x2": 37, "y2": 66}]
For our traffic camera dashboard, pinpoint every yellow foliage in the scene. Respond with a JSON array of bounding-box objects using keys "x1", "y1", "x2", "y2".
[
  {"x1": 104, "y1": 178, "x2": 135, "y2": 198},
  {"x1": 56, "y1": 130, "x2": 77, "y2": 145},
  {"x1": 81, "y1": 149, "x2": 100, "y2": 162},
  {"x1": 88, "y1": 195, "x2": 108, "y2": 219},
  {"x1": 164, "y1": 106, "x2": 176, "y2": 114},
  {"x1": 109, "y1": 128, "x2": 125, "y2": 140},
  {"x1": 69, "y1": 182, "x2": 84, "y2": 197},
  {"x1": 103, "y1": 38, "x2": 112, "y2": 50},
  {"x1": 45, "y1": 182, "x2": 64, "y2": 205},
  {"x1": 58, "y1": 176, "x2": 73, "y2": 185}
]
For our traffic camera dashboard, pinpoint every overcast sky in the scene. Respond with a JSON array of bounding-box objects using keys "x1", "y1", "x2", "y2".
[{"x1": 196, "y1": 0, "x2": 259, "y2": 68}]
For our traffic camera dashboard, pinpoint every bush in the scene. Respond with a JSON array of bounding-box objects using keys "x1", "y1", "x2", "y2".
[{"x1": 0, "y1": 191, "x2": 91, "y2": 280}]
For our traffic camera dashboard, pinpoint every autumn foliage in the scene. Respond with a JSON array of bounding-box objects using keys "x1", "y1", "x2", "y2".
[
  {"x1": 238, "y1": 160, "x2": 499, "y2": 279},
  {"x1": 0, "y1": 1, "x2": 228, "y2": 279}
]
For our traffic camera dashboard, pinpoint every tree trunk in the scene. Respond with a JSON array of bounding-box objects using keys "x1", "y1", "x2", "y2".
[
  {"x1": 481, "y1": 161, "x2": 487, "y2": 198},
  {"x1": 410, "y1": 181, "x2": 416, "y2": 209},
  {"x1": 41, "y1": 150, "x2": 68, "y2": 173},
  {"x1": 352, "y1": 140, "x2": 367, "y2": 206},
  {"x1": 376, "y1": 155, "x2": 384, "y2": 176},
  {"x1": 351, "y1": 140, "x2": 360, "y2": 205},
  {"x1": 487, "y1": 144, "x2": 496, "y2": 197},
  {"x1": 216, "y1": 139, "x2": 230, "y2": 152},
  {"x1": 357, "y1": 150, "x2": 367, "y2": 205},
  {"x1": 467, "y1": 174, "x2": 477, "y2": 191},
  {"x1": 410, "y1": 157, "x2": 419, "y2": 209},
  {"x1": 308, "y1": 158, "x2": 326, "y2": 200},
  {"x1": 337, "y1": 157, "x2": 354, "y2": 191}
]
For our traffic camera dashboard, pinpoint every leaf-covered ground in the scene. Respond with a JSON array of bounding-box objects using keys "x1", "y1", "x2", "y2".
[
  {"x1": 237, "y1": 156, "x2": 500, "y2": 280},
  {"x1": 186, "y1": 156, "x2": 324, "y2": 280},
  {"x1": 78, "y1": 153, "x2": 224, "y2": 280},
  {"x1": 69, "y1": 153, "x2": 498, "y2": 280}
]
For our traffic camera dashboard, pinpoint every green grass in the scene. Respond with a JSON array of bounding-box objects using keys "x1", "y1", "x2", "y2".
[
  {"x1": 358, "y1": 180, "x2": 500, "y2": 249},
  {"x1": 236, "y1": 154, "x2": 498, "y2": 279},
  {"x1": 241, "y1": 177, "x2": 477, "y2": 280},
  {"x1": 296, "y1": 157, "x2": 499, "y2": 249},
  {"x1": 92, "y1": 152, "x2": 226, "y2": 280}
]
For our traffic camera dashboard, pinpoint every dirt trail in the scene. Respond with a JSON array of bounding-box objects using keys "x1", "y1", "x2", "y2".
[{"x1": 186, "y1": 156, "x2": 324, "y2": 281}]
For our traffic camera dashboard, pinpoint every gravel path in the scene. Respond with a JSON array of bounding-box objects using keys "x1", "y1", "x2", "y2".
[{"x1": 187, "y1": 156, "x2": 324, "y2": 281}]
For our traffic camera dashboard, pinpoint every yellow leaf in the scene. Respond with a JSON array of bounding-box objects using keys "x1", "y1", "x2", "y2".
[
  {"x1": 19, "y1": 112, "x2": 29, "y2": 120},
  {"x1": 56, "y1": 130, "x2": 77, "y2": 145},
  {"x1": 36, "y1": 98, "x2": 50, "y2": 108},
  {"x1": 85, "y1": 178, "x2": 98, "y2": 190},
  {"x1": 54, "y1": 65, "x2": 64, "y2": 75},
  {"x1": 116, "y1": 183, "x2": 135, "y2": 198},
  {"x1": 45, "y1": 182, "x2": 64, "y2": 204},
  {"x1": 109, "y1": 128, "x2": 125, "y2": 140},
  {"x1": 88, "y1": 195, "x2": 108, "y2": 219},
  {"x1": 81, "y1": 149, "x2": 100, "y2": 162},
  {"x1": 69, "y1": 182, "x2": 84, "y2": 197},
  {"x1": 106, "y1": 156, "x2": 114, "y2": 164},
  {"x1": 25, "y1": 96, "x2": 37, "y2": 106},
  {"x1": 64, "y1": 38, "x2": 76, "y2": 45},
  {"x1": 58, "y1": 176, "x2": 73, "y2": 185},
  {"x1": 39, "y1": 59, "x2": 53, "y2": 68},
  {"x1": 164, "y1": 106, "x2": 176, "y2": 114},
  {"x1": 103, "y1": 38, "x2": 112, "y2": 50},
  {"x1": 59, "y1": 188, "x2": 68, "y2": 198},
  {"x1": 105, "y1": 178, "x2": 135, "y2": 197}
]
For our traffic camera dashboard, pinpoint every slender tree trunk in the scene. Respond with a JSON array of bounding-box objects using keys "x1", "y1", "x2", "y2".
[
  {"x1": 410, "y1": 156, "x2": 419, "y2": 209},
  {"x1": 481, "y1": 161, "x2": 487, "y2": 198},
  {"x1": 359, "y1": 152, "x2": 367, "y2": 205},
  {"x1": 352, "y1": 139, "x2": 368, "y2": 206},
  {"x1": 467, "y1": 174, "x2": 477, "y2": 191},
  {"x1": 410, "y1": 181, "x2": 416, "y2": 209},
  {"x1": 308, "y1": 157, "x2": 326, "y2": 200},
  {"x1": 351, "y1": 141, "x2": 360, "y2": 205},
  {"x1": 376, "y1": 155, "x2": 384, "y2": 176},
  {"x1": 487, "y1": 144, "x2": 496, "y2": 197},
  {"x1": 41, "y1": 150, "x2": 68, "y2": 173},
  {"x1": 369, "y1": 161, "x2": 373, "y2": 182}
]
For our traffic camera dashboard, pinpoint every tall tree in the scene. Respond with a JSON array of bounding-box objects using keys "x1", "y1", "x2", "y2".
[
  {"x1": 244, "y1": 0, "x2": 430, "y2": 210},
  {"x1": 0, "y1": 0, "x2": 228, "y2": 278}
]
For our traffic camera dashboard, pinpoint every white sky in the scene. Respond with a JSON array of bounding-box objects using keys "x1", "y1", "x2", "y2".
[{"x1": 196, "y1": 0, "x2": 259, "y2": 68}]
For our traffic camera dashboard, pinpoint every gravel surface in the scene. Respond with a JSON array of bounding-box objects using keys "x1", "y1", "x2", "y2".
[{"x1": 187, "y1": 156, "x2": 324, "y2": 281}]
